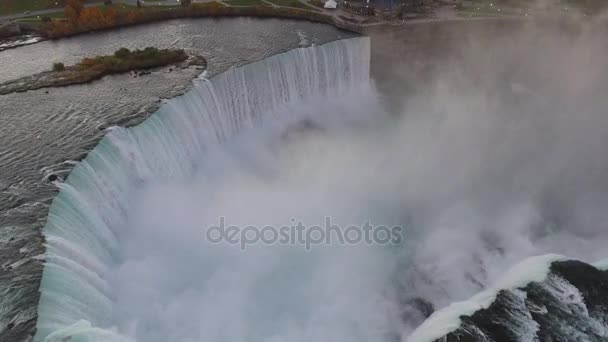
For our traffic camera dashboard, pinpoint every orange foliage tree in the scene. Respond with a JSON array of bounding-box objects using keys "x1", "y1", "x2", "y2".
[
  {"x1": 64, "y1": 0, "x2": 84, "y2": 15},
  {"x1": 60, "y1": 1, "x2": 121, "y2": 32},
  {"x1": 42, "y1": 0, "x2": 330, "y2": 39},
  {"x1": 64, "y1": 5, "x2": 79, "y2": 25},
  {"x1": 77, "y1": 7, "x2": 106, "y2": 29},
  {"x1": 64, "y1": 0, "x2": 85, "y2": 27},
  {"x1": 48, "y1": 20, "x2": 73, "y2": 37},
  {"x1": 104, "y1": 7, "x2": 119, "y2": 26},
  {"x1": 65, "y1": 0, "x2": 84, "y2": 12},
  {"x1": 126, "y1": 10, "x2": 142, "y2": 24}
]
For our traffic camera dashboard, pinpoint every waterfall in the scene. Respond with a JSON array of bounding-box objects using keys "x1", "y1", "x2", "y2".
[
  {"x1": 34, "y1": 37, "x2": 375, "y2": 342},
  {"x1": 31, "y1": 29, "x2": 608, "y2": 342}
]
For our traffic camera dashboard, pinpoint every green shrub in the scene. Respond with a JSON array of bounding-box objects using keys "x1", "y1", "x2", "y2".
[
  {"x1": 114, "y1": 47, "x2": 131, "y2": 59},
  {"x1": 52, "y1": 62, "x2": 65, "y2": 72},
  {"x1": 134, "y1": 47, "x2": 161, "y2": 60},
  {"x1": 309, "y1": 0, "x2": 324, "y2": 7}
]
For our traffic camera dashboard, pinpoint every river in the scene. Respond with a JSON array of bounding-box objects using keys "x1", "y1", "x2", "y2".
[
  {"x1": 4, "y1": 16, "x2": 608, "y2": 342},
  {"x1": 0, "y1": 17, "x2": 354, "y2": 341}
]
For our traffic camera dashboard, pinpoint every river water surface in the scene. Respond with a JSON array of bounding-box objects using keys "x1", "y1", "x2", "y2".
[
  {"x1": 0, "y1": 18, "x2": 354, "y2": 341},
  {"x1": 5, "y1": 16, "x2": 608, "y2": 342}
]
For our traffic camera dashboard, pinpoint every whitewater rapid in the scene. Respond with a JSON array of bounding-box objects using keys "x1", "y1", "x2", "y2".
[
  {"x1": 33, "y1": 29, "x2": 608, "y2": 342},
  {"x1": 35, "y1": 37, "x2": 403, "y2": 342}
]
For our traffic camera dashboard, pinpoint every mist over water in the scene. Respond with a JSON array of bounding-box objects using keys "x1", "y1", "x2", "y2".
[
  {"x1": 35, "y1": 19, "x2": 608, "y2": 342},
  {"x1": 109, "y1": 94, "x2": 404, "y2": 342},
  {"x1": 371, "y1": 18, "x2": 608, "y2": 335}
]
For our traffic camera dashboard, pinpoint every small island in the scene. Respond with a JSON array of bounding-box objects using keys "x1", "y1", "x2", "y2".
[{"x1": 0, "y1": 47, "x2": 207, "y2": 95}]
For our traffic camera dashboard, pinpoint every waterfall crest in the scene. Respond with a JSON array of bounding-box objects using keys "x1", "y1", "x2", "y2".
[{"x1": 34, "y1": 37, "x2": 372, "y2": 342}]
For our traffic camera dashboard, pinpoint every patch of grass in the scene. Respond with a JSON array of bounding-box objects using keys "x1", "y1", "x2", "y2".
[
  {"x1": 0, "y1": 0, "x2": 62, "y2": 16},
  {"x1": 12, "y1": 3, "x2": 180, "y2": 23},
  {"x1": 265, "y1": 0, "x2": 318, "y2": 11},
  {"x1": 16, "y1": 11, "x2": 66, "y2": 22},
  {"x1": 462, "y1": 0, "x2": 608, "y2": 14},
  {"x1": 224, "y1": 0, "x2": 269, "y2": 7},
  {"x1": 458, "y1": 11, "x2": 501, "y2": 18},
  {"x1": 560, "y1": 0, "x2": 608, "y2": 11},
  {"x1": 309, "y1": 0, "x2": 325, "y2": 8},
  {"x1": 458, "y1": 0, "x2": 526, "y2": 16},
  {"x1": 100, "y1": 3, "x2": 182, "y2": 13}
]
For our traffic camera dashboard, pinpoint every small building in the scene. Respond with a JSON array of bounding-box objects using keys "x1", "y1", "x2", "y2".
[{"x1": 324, "y1": 0, "x2": 338, "y2": 9}]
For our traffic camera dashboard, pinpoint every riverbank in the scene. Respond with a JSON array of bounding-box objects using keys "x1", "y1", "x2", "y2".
[
  {"x1": 3, "y1": 0, "x2": 607, "y2": 47},
  {"x1": 0, "y1": 47, "x2": 206, "y2": 95},
  {"x1": 0, "y1": 21, "x2": 41, "y2": 50},
  {"x1": 14, "y1": 1, "x2": 606, "y2": 45},
  {"x1": 37, "y1": 3, "x2": 368, "y2": 38},
  {"x1": 0, "y1": 34, "x2": 42, "y2": 51}
]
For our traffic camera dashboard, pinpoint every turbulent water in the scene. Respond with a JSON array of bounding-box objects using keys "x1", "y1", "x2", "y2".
[
  {"x1": 35, "y1": 37, "x2": 382, "y2": 342},
  {"x1": 409, "y1": 257, "x2": 608, "y2": 342},
  {"x1": 0, "y1": 18, "x2": 353, "y2": 342},
  {"x1": 7, "y1": 18, "x2": 608, "y2": 342}
]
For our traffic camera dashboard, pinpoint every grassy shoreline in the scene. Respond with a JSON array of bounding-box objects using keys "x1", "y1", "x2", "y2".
[
  {"x1": 36, "y1": 3, "x2": 364, "y2": 39},
  {"x1": 0, "y1": 0, "x2": 62, "y2": 16},
  {"x1": 0, "y1": 47, "x2": 206, "y2": 95}
]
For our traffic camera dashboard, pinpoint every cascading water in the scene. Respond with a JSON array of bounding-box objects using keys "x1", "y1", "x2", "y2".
[
  {"x1": 32, "y1": 26, "x2": 608, "y2": 342},
  {"x1": 35, "y1": 37, "x2": 408, "y2": 342},
  {"x1": 25, "y1": 16, "x2": 608, "y2": 342}
]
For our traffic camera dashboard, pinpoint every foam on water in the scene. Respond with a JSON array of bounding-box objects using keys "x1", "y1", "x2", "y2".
[
  {"x1": 593, "y1": 259, "x2": 608, "y2": 271},
  {"x1": 406, "y1": 254, "x2": 567, "y2": 342},
  {"x1": 33, "y1": 30, "x2": 608, "y2": 342},
  {"x1": 34, "y1": 37, "x2": 385, "y2": 342}
]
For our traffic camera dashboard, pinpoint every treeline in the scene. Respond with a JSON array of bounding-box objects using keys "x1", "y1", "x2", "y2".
[
  {"x1": 40, "y1": 1, "x2": 362, "y2": 38},
  {"x1": 42, "y1": 0, "x2": 136, "y2": 37}
]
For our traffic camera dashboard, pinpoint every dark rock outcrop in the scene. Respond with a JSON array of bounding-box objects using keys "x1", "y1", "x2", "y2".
[{"x1": 427, "y1": 260, "x2": 608, "y2": 342}]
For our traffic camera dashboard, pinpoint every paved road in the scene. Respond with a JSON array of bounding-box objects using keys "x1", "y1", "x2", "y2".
[{"x1": 0, "y1": 1, "x2": 179, "y2": 21}]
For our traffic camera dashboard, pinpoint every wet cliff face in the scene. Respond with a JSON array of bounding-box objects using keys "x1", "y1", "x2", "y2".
[{"x1": 437, "y1": 260, "x2": 608, "y2": 342}]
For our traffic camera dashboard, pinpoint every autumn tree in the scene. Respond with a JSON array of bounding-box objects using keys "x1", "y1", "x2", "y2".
[
  {"x1": 78, "y1": 7, "x2": 106, "y2": 30},
  {"x1": 42, "y1": 20, "x2": 72, "y2": 38},
  {"x1": 104, "y1": 7, "x2": 119, "y2": 26},
  {"x1": 65, "y1": 0, "x2": 84, "y2": 14},
  {"x1": 126, "y1": 11, "x2": 141, "y2": 24},
  {"x1": 64, "y1": 0, "x2": 85, "y2": 26},
  {"x1": 65, "y1": 5, "x2": 79, "y2": 25}
]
